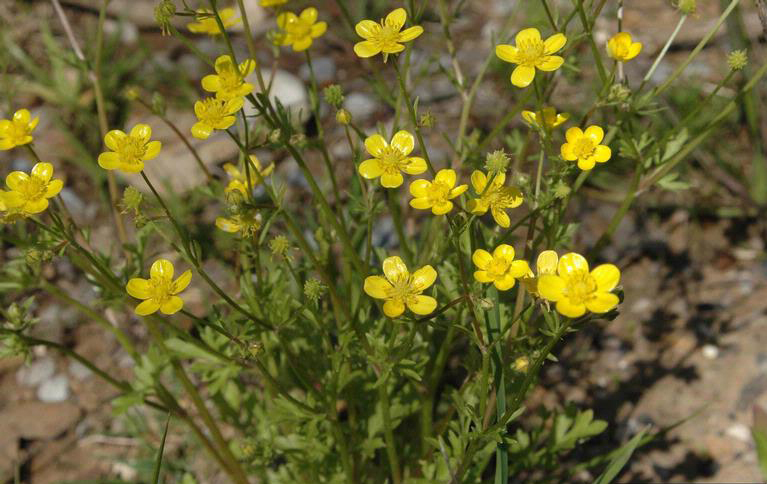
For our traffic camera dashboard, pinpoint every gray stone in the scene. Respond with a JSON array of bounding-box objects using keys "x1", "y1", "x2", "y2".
[
  {"x1": 343, "y1": 93, "x2": 378, "y2": 122},
  {"x1": 299, "y1": 56, "x2": 336, "y2": 84}
]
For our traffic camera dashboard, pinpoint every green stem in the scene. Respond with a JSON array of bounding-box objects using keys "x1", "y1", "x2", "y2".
[
  {"x1": 641, "y1": 15, "x2": 686, "y2": 87},
  {"x1": 379, "y1": 378, "x2": 401, "y2": 484},
  {"x1": 574, "y1": 0, "x2": 607, "y2": 85},
  {"x1": 392, "y1": 61, "x2": 436, "y2": 176}
]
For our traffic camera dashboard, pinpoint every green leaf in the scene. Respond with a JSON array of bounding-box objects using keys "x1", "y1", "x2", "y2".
[
  {"x1": 164, "y1": 338, "x2": 222, "y2": 363},
  {"x1": 593, "y1": 428, "x2": 648, "y2": 484},
  {"x1": 752, "y1": 405, "x2": 767, "y2": 479}
]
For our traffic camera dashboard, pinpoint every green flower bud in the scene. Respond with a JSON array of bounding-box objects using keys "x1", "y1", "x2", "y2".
[
  {"x1": 304, "y1": 278, "x2": 326, "y2": 303},
  {"x1": 269, "y1": 235, "x2": 291, "y2": 256},
  {"x1": 154, "y1": 0, "x2": 176, "y2": 35},
  {"x1": 484, "y1": 150, "x2": 510, "y2": 174},
  {"x1": 419, "y1": 111, "x2": 435, "y2": 128},
  {"x1": 120, "y1": 186, "x2": 143, "y2": 215},
  {"x1": 151, "y1": 92, "x2": 167, "y2": 116},
  {"x1": 727, "y1": 49, "x2": 748, "y2": 71},
  {"x1": 323, "y1": 84, "x2": 345, "y2": 107},
  {"x1": 676, "y1": 0, "x2": 696, "y2": 14}
]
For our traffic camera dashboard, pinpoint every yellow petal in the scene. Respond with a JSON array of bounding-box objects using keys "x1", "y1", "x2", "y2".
[
  {"x1": 492, "y1": 244, "x2": 515, "y2": 262},
  {"x1": 543, "y1": 33, "x2": 566, "y2": 54},
  {"x1": 494, "y1": 274, "x2": 517, "y2": 291},
  {"x1": 355, "y1": 19, "x2": 380, "y2": 39},
  {"x1": 173, "y1": 270, "x2": 193, "y2": 294},
  {"x1": 449, "y1": 184, "x2": 468, "y2": 198},
  {"x1": 431, "y1": 201, "x2": 453, "y2": 215},
  {"x1": 391, "y1": 130, "x2": 415, "y2": 155},
  {"x1": 292, "y1": 36, "x2": 314, "y2": 52},
  {"x1": 364, "y1": 134, "x2": 387, "y2": 156},
  {"x1": 434, "y1": 169, "x2": 456, "y2": 187},
  {"x1": 311, "y1": 22, "x2": 327, "y2": 38},
  {"x1": 537, "y1": 274, "x2": 565, "y2": 301},
  {"x1": 511, "y1": 65, "x2": 536, "y2": 88},
  {"x1": 409, "y1": 197, "x2": 432, "y2": 210},
  {"x1": 358, "y1": 159, "x2": 384, "y2": 179},
  {"x1": 160, "y1": 296, "x2": 184, "y2": 315},
  {"x1": 382, "y1": 256, "x2": 408, "y2": 283},
  {"x1": 191, "y1": 122, "x2": 212, "y2": 139},
  {"x1": 385, "y1": 8, "x2": 407, "y2": 30},
  {"x1": 150, "y1": 258, "x2": 174, "y2": 280},
  {"x1": 536, "y1": 250, "x2": 559, "y2": 275},
  {"x1": 578, "y1": 157, "x2": 596, "y2": 171},
  {"x1": 495, "y1": 44, "x2": 519, "y2": 63},
  {"x1": 409, "y1": 179, "x2": 430, "y2": 197},
  {"x1": 5, "y1": 171, "x2": 28, "y2": 190},
  {"x1": 364, "y1": 276, "x2": 393, "y2": 299},
  {"x1": 135, "y1": 299, "x2": 160, "y2": 316},
  {"x1": 515, "y1": 28, "x2": 541, "y2": 46},
  {"x1": 13, "y1": 109, "x2": 30, "y2": 123},
  {"x1": 201, "y1": 74, "x2": 222, "y2": 93},
  {"x1": 560, "y1": 143, "x2": 576, "y2": 161},
  {"x1": 398, "y1": 26, "x2": 423, "y2": 42},
  {"x1": 407, "y1": 295, "x2": 437, "y2": 315},
  {"x1": 25, "y1": 198, "x2": 49, "y2": 214},
  {"x1": 557, "y1": 252, "x2": 589, "y2": 276},
  {"x1": 45, "y1": 179, "x2": 63, "y2": 198},
  {"x1": 565, "y1": 126, "x2": 583, "y2": 143},
  {"x1": 126, "y1": 278, "x2": 151, "y2": 299},
  {"x1": 143, "y1": 140, "x2": 162, "y2": 161},
  {"x1": 354, "y1": 40, "x2": 381, "y2": 58},
  {"x1": 535, "y1": 55, "x2": 564, "y2": 71},
  {"x1": 510, "y1": 260, "x2": 532, "y2": 278},
  {"x1": 383, "y1": 299, "x2": 405, "y2": 318},
  {"x1": 31, "y1": 163, "x2": 53, "y2": 182},
  {"x1": 472, "y1": 249, "x2": 492, "y2": 270},
  {"x1": 216, "y1": 216, "x2": 241, "y2": 233},
  {"x1": 474, "y1": 270, "x2": 493, "y2": 283},
  {"x1": 402, "y1": 157, "x2": 427, "y2": 175},
  {"x1": 491, "y1": 207, "x2": 510, "y2": 228},
  {"x1": 593, "y1": 145, "x2": 611, "y2": 163},
  {"x1": 556, "y1": 299, "x2": 586, "y2": 318},
  {"x1": 628, "y1": 42, "x2": 642, "y2": 60},
  {"x1": 411, "y1": 265, "x2": 437, "y2": 291},
  {"x1": 470, "y1": 170, "x2": 487, "y2": 193},
  {"x1": 381, "y1": 172, "x2": 404, "y2": 188},
  {"x1": 585, "y1": 292, "x2": 620, "y2": 313},
  {"x1": 130, "y1": 124, "x2": 152, "y2": 141},
  {"x1": 300, "y1": 7, "x2": 318, "y2": 23},
  {"x1": 591, "y1": 264, "x2": 620, "y2": 292},
  {"x1": 584, "y1": 125, "x2": 604, "y2": 144}
]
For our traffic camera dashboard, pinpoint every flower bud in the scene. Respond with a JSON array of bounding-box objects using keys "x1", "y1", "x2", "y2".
[
  {"x1": 335, "y1": 108, "x2": 351, "y2": 125},
  {"x1": 151, "y1": 92, "x2": 167, "y2": 116},
  {"x1": 323, "y1": 84, "x2": 345, "y2": 107},
  {"x1": 154, "y1": 0, "x2": 176, "y2": 35},
  {"x1": 727, "y1": 49, "x2": 748, "y2": 71},
  {"x1": 676, "y1": 0, "x2": 696, "y2": 14},
  {"x1": 484, "y1": 150, "x2": 510, "y2": 174},
  {"x1": 419, "y1": 111, "x2": 435, "y2": 128}
]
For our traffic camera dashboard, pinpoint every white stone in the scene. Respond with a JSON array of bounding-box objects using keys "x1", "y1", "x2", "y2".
[
  {"x1": 37, "y1": 374, "x2": 70, "y2": 403},
  {"x1": 725, "y1": 423, "x2": 752, "y2": 443},
  {"x1": 702, "y1": 344, "x2": 719, "y2": 359},
  {"x1": 343, "y1": 93, "x2": 378, "y2": 122},
  {"x1": 16, "y1": 357, "x2": 55, "y2": 387},
  {"x1": 247, "y1": 69, "x2": 310, "y2": 126}
]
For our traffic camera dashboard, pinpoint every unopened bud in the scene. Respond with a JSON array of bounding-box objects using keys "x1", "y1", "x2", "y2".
[{"x1": 335, "y1": 108, "x2": 351, "y2": 125}]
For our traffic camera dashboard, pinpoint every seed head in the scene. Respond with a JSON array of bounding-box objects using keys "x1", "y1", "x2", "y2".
[{"x1": 727, "y1": 49, "x2": 748, "y2": 71}]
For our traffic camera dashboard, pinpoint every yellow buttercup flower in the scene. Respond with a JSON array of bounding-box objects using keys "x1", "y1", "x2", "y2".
[
  {"x1": 275, "y1": 8, "x2": 327, "y2": 52},
  {"x1": 472, "y1": 245, "x2": 530, "y2": 291},
  {"x1": 0, "y1": 162, "x2": 63, "y2": 216},
  {"x1": 358, "y1": 130, "x2": 427, "y2": 188},
  {"x1": 561, "y1": 125, "x2": 612, "y2": 171},
  {"x1": 521, "y1": 107, "x2": 569, "y2": 130},
  {"x1": 202, "y1": 55, "x2": 256, "y2": 100},
  {"x1": 537, "y1": 252, "x2": 620, "y2": 318},
  {"x1": 409, "y1": 169, "x2": 468, "y2": 215},
  {"x1": 191, "y1": 97, "x2": 244, "y2": 140},
  {"x1": 364, "y1": 256, "x2": 437, "y2": 318},
  {"x1": 224, "y1": 155, "x2": 274, "y2": 194},
  {"x1": 126, "y1": 259, "x2": 192, "y2": 316},
  {"x1": 98, "y1": 124, "x2": 162, "y2": 173},
  {"x1": 607, "y1": 32, "x2": 642, "y2": 62},
  {"x1": 260, "y1": 0, "x2": 287, "y2": 6},
  {"x1": 0, "y1": 109, "x2": 39, "y2": 150},
  {"x1": 496, "y1": 28, "x2": 566, "y2": 88},
  {"x1": 467, "y1": 171, "x2": 523, "y2": 228},
  {"x1": 188, "y1": 8, "x2": 239, "y2": 35},
  {"x1": 353, "y1": 8, "x2": 424, "y2": 60},
  {"x1": 521, "y1": 250, "x2": 559, "y2": 296},
  {"x1": 216, "y1": 210, "x2": 262, "y2": 238}
]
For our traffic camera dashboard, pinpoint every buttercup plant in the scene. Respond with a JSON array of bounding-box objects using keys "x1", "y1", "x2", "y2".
[{"x1": 1, "y1": 1, "x2": 765, "y2": 483}]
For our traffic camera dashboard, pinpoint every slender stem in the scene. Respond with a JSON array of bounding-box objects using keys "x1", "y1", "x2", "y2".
[
  {"x1": 386, "y1": 189, "x2": 412, "y2": 266},
  {"x1": 488, "y1": 287, "x2": 508, "y2": 484},
  {"x1": 654, "y1": 0, "x2": 740, "y2": 96},
  {"x1": 393, "y1": 61, "x2": 436, "y2": 176},
  {"x1": 641, "y1": 14, "x2": 687, "y2": 87},
  {"x1": 574, "y1": 0, "x2": 607, "y2": 85},
  {"x1": 541, "y1": 0, "x2": 558, "y2": 30},
  {"x1": 379, "y1": 378, "x2": 402, "y2": 484}
]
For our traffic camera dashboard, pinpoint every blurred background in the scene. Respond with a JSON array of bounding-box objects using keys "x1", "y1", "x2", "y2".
[{"x1": 0, "y1": 0, "x2": 766, "y2": 482}]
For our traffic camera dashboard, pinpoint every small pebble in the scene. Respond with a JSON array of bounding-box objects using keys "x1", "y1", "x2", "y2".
[
  {"x1": 37, "y1": 374, "x2": 70, "y2": 403},
  {"x1": 702, "y1": 344, "x2": 719, "y2": 359}
]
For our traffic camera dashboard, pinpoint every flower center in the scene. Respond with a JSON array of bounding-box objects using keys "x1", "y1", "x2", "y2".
[
  {"x1": 426, "y1": 181, "x2": 450, "y2": 204},
  {"x1": 386, "y1": 273, "x2": 417, "y2": 301},
  {"x1": 118, "y1": 137, "x2": 148, "y2": 164},
  {"x1": 486, "y1": 186, "x2": 519, "y2": 209},
  {"x1": 17, "y1": 177, "x2": 46, "y2": 201},
  {"x1": 379, "y1": 147, "x2": 406, "y2": 173},
  {"x1": 201, "y1": 99, "x2": 229, "y2": 123},
  {"x1": 562, "y1": 272, "x2": 598, "y2": 305},
  {"x1": 573, "y1": 138, "x2": 596, "y2": 159},
  {"x1": 149, "y1": 277, "x2": 174, "y2": 304},
  {"x1": 375, "y1": 24, "x2": 401, "y2": 50},
  {"x1": 487, "y1": 257, "x2": 510, "y2": 279},
  {"x1": 613, "y1": 42, "x2": 630, "y2": 59},
  {"x1": 289, "y1": 20, "x2": 312, "y2": 39},
  {"x1": 6, "y1": 122, "x2": 30, "y2": 142},
  {"x1": 517, "y1": 39, "x2": 545, "y2": 65}
]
